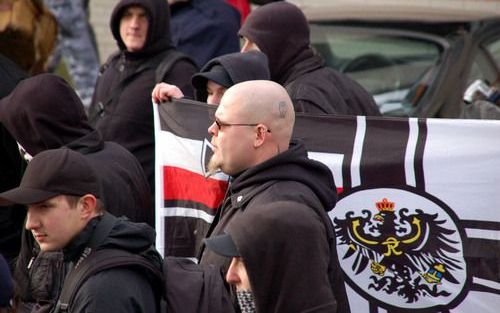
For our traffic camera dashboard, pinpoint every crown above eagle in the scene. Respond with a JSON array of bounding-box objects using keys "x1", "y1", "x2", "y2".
[{"x1": 376, "y1": 198, "x2": 395, "y2": 212}]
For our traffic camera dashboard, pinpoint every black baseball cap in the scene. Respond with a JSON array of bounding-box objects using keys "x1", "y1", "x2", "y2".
[
  {"x1": 0, "y1": 148, "x2": 101, "y2": 206},
  {"x1": 203, "y1": 232, "x2": 240, "y2": 257},
  {"x1": 192, "y1": 64, "x2": 234, "y2": 91}
]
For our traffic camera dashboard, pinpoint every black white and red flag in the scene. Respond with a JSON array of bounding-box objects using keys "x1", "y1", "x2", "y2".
[{"x1": 154, "y1": 100, "x2": 500, "y2": 312}]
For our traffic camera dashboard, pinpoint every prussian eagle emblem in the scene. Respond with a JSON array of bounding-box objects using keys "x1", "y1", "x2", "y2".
[{"x1": 331, "y1": 189, "x2": 467, "y2": 310}]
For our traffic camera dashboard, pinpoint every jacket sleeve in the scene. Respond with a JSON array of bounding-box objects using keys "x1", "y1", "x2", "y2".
[{"x1": 71, "y1": 267, "x2": 158, "y2": 313}]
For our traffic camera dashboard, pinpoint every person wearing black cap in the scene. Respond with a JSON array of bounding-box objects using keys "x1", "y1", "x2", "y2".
[
  {"x1": 204, "y1": 203, "x2": 338, "y2": 313},
  {"x1": 239, "y1": 1, "x2": 381, "y2": 116},
  {"x1": 152, "y1": 50, "x2": 270, "y2": 105},
  {"x1": 0, "y1": 148, "x2": 162, "y2": 313},
  {"x1": 0, "y1": 73, "x2": 154, "y2": 313}
]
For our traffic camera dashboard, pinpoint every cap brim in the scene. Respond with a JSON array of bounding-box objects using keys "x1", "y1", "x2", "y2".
[
  {"x1": 204, "y1": 233, "x2": 240, "y2": 257},
  {"x1": 192, "y1": 66, "x2": 233, "y2": 91},
  {"x1": 0, "y1": 187, "x2": 59, "y2": 206},
  {"x1": 191, "y1": 73, "x2": 209, "y2": 91}
]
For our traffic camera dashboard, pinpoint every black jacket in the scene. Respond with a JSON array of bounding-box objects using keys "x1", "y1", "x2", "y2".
[
  {"x1": 0, "y1": 74, "x2": 152, "y2": 225},
  {"x1": 15, "y1": 214, "x2": 161, "y2": 313},
  {"x1": 89, "y1": 0, "x2": 198, "y2": 193},
  {"x1": 0, "y1": 53, "x2": 27, "y2": 99},
  {"x1": 200, "y1": 141, "x2": 349, "y2": 312},
  {"x1": 0, "y1": 54, "x2": 28, "y2": 264},
  {"x1": 67, "y1": 214, "x2": 161, "y2": 313},
  {"x1": 170, "y1": 0, "x2": 241, "y2": 68},
  {"x1": 239, "y1": 2, "x2": 381, "y2": 116}
]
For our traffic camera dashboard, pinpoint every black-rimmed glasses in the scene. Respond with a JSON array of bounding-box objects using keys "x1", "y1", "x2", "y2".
[{"x1": 214, "y1": 119, "x2": 271, "y2": 133}]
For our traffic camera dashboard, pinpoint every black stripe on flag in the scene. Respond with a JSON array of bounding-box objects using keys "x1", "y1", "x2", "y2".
[
  {"x1": 471, "y1": 283, "x2": 500, "y2": 295},
  {"x1": 163, "y1": 216, "x2": 211, "y2": 257},
  {"x1": 164, "y1": 199, "x2": 217, "y2": 217},
  {"x1": 294, "y1": 113, "x2": 358, "y2": 191},
  {"x1": 159, "y1": 99, "x2": 216, "y2": 140},
  {"x1": 413, "y1": 119, "x2": 427, "y2": 190},
  {"x1": 360, "y1": 117, "x2": 410, "y2": 188}
]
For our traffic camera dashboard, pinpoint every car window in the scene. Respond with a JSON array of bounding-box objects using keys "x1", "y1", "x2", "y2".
[
  {"x1": 468, "y1": 50, "x2": 497, "y2": 86},
  {"x1": 309, "y1": 24, "x2": 442, "y2": 116},
  {"x1": 485, "y1": 39, "x2": 500, "y2": 69}
]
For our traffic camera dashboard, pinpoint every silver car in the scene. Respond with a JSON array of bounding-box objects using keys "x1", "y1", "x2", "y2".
[{"x1": 289, "y1": 0, "x2": 500, "y2": 117}]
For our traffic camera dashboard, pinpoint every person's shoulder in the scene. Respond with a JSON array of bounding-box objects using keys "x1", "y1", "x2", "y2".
[{"x1": 72, "y1": 267, "x2": 156, "y2": 311}]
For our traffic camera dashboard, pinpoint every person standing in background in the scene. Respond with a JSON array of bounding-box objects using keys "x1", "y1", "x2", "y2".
[
  {"x1": 89, "y1": 0, "x2": 197, "y2": 203},
  {"x1": 43, "y1": 0, "x2": 100, "y2": 109},
  {"x1": 168, "y1": 0, "x2": 240, "y2": 68}
]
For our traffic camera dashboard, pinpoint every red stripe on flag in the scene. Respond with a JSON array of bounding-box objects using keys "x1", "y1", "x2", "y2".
[{"x1": 163, "y1": 166, "x2": 228, "y2": 210}]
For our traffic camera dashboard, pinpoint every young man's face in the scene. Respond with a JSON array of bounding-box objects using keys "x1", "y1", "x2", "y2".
[
  {"x1": 25, "y1": 195, "x2": 86, "y2": 251},
  {"x1": 226, "y1": 257, "x2": 251, "y2": 291},
  {"x1": 119, "y1": 5, "x2": 149, "y2": 52},
  {"x1": 240, "y1": 37, "x2": 260, "y2": 53},
  {"x1": 206, "y1": 80, "x2": 227, "y2": 106}
]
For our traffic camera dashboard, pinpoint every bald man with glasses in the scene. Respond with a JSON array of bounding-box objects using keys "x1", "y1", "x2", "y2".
[{"x1": 199, "y1": 80, "x2": 349, "y2": 312}]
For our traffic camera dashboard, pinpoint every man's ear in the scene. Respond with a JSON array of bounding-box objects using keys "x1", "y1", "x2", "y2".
[
  {"x1": 78, "y1": 194, "x2": 98, "y2": 220},
  {"x1": 253, "y1": 124, "x2": 268, "y2": 148}
]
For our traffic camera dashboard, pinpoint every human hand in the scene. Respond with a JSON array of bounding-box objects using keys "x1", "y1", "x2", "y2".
[{"x1": 152, "y1": 82, "x2": 184, "y2": 104}]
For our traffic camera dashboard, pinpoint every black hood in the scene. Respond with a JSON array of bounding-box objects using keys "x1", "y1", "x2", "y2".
[
  {"x1": 65, "y1": 214, "x2": 159, "y2": 264},
  {"x1": 231, "y1": 140, "x2": 337, "y2": 212},
  {"x1": 227, "y1": 203, "x2": 336, "y2": 312},
  {"x1": 0, "y1": 73, "x2": 93, "y2": 156},
  {"x1": 239, "y1": 2, "x2": 315, "y2": 84},
  {"x1": 110, "y1": 0, "x2": 172, "y2": 58},
  {"x1": 192, "y1": 51, "x2": 270, "y2": 101}
]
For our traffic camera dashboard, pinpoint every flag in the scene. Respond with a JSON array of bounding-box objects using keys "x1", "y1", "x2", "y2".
[{"x1": 155, "y1": 100, "x2": 500, "y2": 312}]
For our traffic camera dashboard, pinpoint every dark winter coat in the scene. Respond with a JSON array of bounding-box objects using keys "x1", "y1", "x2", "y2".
[
  {"x1": 170, "y1": 0, "x2": 241, "y2": 68},
  {"x1": 192, "y1": 50, "x2": 270, "y2": 102},
  {"x1": 0, "y1": 54, "x2": 27, "y2": 265},
  {"x1": 200, "y1": 140, "x2": 349, "y2": 312},
  {"x1": 0, "y1": 253, "x2": 13, "y2": 307},
  {"x1": 66, "y1": 214, "x2": 161, "y2": 313},
  {"x1": 0, "y1": 74, "x2": 152, "y2": 225},
  {"x1": 88, "y1": 0, "x2": 197, "y2": 194},
  {"x1": 227, "y1": 203, "x2": 336, "y2": 313},
  {"x1": 239, "y1": 2, "x2": 381, "y2": 116},
  {"x1": 24, "y1": 214, "x2": 161, "y2": 313},
  {"x1": 0, "y1": 53, "x2": 27, "y2": 99}
]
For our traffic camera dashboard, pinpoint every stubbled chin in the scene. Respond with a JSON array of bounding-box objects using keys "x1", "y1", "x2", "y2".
[{"x1": 207, "y1": 155, "x2": 221, "y2": 176}]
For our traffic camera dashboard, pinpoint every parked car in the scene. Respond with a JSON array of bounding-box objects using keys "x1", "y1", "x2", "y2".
[{"x1": 289, "y1": 0, "x2": 500, "y2": 118}]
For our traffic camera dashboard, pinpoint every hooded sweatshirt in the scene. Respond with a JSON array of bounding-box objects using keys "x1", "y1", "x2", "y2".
[
  {"x1": 0, "y1": 53, "x2": 27, "y2": 264},
  {"x1": 200, "y1": 140, "x2": 346, "y2": 311},
  {"x1": 62, "y1": 214, "x2": 162, "y2": 313},
  {"x1": 239, "y1": 2, "x2": 381, "y2": 116},
  {"x1": 227, "y1": 203, "x2": 336, "y2": 313},
  {"x1": 192, "y1": 50, "x2": 270, "y2": 102},
  {"x1": 88, "y1": 0, "x2": 198, "y2": 193},
  {"x1": 0, "y1": 74, "x2": 152, "y2": 224}
]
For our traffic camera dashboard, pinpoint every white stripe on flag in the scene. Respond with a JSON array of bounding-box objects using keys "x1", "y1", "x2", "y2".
[
  {"x1": 157, "y1": 130, "x2": 204, "y2": 174},
  {"x1": 308, "y1": 152, "x2": 344, "y2": 189},
  {"x1": 153, "y1": 102, "x2": 165, "y2": 253},
  {"x1": 405, "y1": 118, "x2": 419, "y2": 187},
  {"x1": 351, "y1": 116, "x2": 366, "y2": 187},
  {"x1": 473, "y1": 277, "x2": 500, "y2": 291},
  {"x1": 160, "y1": 206, "x2": 215, "y2": 224},
  {"x1": 156, "y1": 129, "x2": 228, "y2": 181},
  {"x1": 465, "y1": 228, "x2": 500, "y2": 241}
]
